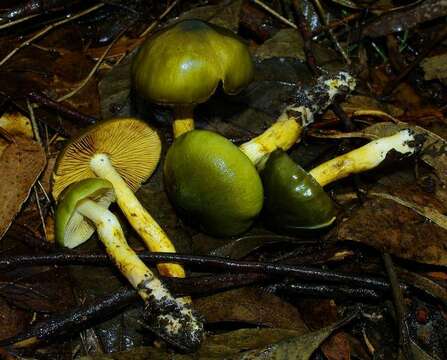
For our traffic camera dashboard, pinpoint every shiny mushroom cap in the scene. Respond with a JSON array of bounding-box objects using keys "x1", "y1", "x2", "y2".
[
  {"x1": 55, "y1": 178, "x2": 115, "y2": 248},
  {"x1": 132, "y1": 19, "x2": 254, "y2": 106},
  {"x1": 52, "y1": 117, "x2": 161, "y2": 200},
  {"x1": 261, "y1": 150, "x2": 336, "y2": 232}
]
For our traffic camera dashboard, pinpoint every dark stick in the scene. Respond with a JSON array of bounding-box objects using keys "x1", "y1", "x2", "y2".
[
  {"x1": 0, "y1": 273, "x2": 384, "y2": 348},
  {"x1": 28, "y1": 91, "x2": 97, "y2": 126},
  {"x1": 383, "y1": 253, "x2": 414, "y2": 360},
  {"x1": 0, "y1": 252, "x2": 391, "y2": 291},
  {"x1": 268, "y1": 280, "x2": 383, "y2": 300}
]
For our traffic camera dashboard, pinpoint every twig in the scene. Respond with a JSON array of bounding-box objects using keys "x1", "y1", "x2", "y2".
[
  {"x1": 252, "y1": 0, "x2": 297, "y2": 29},
  {"x1": 33, "y1": 187, "x2": 48, "y2": 242},
  {"x1": 28, "y1": 91, "x2": 97, "y2": 126},
  {"x1": 312, "y1": 13, "x2": 361, "y2": 37},
  {"x1": 382, "y1": 253, "x2": 414, "y2": 360},
  {"x1": 0, "y1": 3, "x2": 105, "y2": 67},
  {"x1": 0, "y1": 273, "x2": 382, "y2": 348},
  {"x1": 311, "y1": 0, "x2": 351, "y2": 65},
  {"x1": 57, "y1": 27, "x2": 124, "y2": 102},
  {"x1": 0, "y1": 251, "x2": 391, "y2": 290},
  {"x1": 0, "y1": 14, "x2": 39, "y2": 30},
  {"x1": 140, "y1": 0, "x2": 181, "y2": 38},
  {"x1": 26, "y1": 99, "x2": 42, "y2": 145}
]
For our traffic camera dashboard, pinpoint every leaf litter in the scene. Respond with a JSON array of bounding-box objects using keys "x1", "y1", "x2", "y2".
[{"x1": 1, "y1": 0, "x2": 447, "y2": 359}]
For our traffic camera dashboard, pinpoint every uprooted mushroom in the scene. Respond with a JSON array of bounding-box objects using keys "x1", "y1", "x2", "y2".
[
  {"x1": 163, "y1": 72, "x2": 356, "y2": 237},
  {"x1": 261, "y1": 129, "x2": 425, "y2": 232},
  {"x1": 52, "y1": 118, "x2": 183, "y2": 279},
  {"x1": 54, "y1": 178, "x2": 203, "y2": 351}
]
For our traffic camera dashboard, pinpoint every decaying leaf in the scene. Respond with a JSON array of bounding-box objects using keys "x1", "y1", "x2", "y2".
[
  {"x1": 420, "y1": 54, "x2": 447, "y2": 81},
  {"x1": 0, "y1": 113, "x2": 33, "y2": 154},
  {"x1": 177, "y1": 0, "x2": 243, "y2": 32},
  {"x1": 253, "y1": 28, "x2": 339, "y2": 65},
  {"x1": 195, "y1": 287, "x2": 308, "y2": 332},
  {"x1": 237, "y1": 315, "x2": 355, "y2": 360},
  {"x1": 0, "y1": 136, "x2": 46, "y2": 240},
  {"x1": 80, "y1": 328, "x2": 305, "y2": 359},
  {"x1": 361, "y1": 0, "x2": 447, "y2": 38},
  {"x1": 338, "y1": 196, "x2": 447, "y2": 265}
]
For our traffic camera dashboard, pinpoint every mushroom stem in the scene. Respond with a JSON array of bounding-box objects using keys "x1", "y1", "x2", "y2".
[
  {"x1": 239, "y1": 115, "x2": 302, "y2": 168},
  {"x1": 309, "y1": 129, "x2": 420, "y2": 187},
  {"x1": 76, "y1": 199, "x2": 164, "y2": 297},
  {"x1": 239, "y1": 72, "x2": 356, "y2": 169},
  {"x1": 75, "y1": 199, "x2": 202, "y2": 350},
  {"x1": 173, "y1": 106, "x2": 195, "y2": 138},
  {"x1": 89, "y1": 154, "x2": 186, "y2": 279}
]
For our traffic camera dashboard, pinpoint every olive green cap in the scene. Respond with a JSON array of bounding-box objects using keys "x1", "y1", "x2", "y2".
[
  {"x1": 132, "y1": 19, "x2": 254, "y2": 106},
  {"x1": 261, "y1": 150, "x2": 336, "y2": 232},
  {"x1": 164, "y1": 130, "x2": 263, "y2": 237},
  {"x1": 55, "y1": 178, "x2": 115, "y2": 248}
]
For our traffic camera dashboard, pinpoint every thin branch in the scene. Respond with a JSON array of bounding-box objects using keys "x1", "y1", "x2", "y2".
[
  {"x1": 140, "y1": 0, "x2": 181, "y2": 38},
  {"x1": 0, "y1": 251, "x2": 391, "y2": 291},
  {"x1": 0, "y1": 14, "x2": 39, "y2": 31},
  {"x1": 0, "y1": 3, "x2": 105, "y2": 67},
  {"x1": 28, "y1": 91, "x2": 97, "y2": 126},
  {"x1": 252, "y1": 0, "x2": 297, "y2": 29}
]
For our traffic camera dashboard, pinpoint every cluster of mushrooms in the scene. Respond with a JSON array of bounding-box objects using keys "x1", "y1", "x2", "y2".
[{"x1": 52, "y1": 19, "x2": 423, "y2": 351}]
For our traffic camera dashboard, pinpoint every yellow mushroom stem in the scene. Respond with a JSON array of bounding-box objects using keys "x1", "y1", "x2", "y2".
[
  {"x1": 239, "y1": 115, "x2": 302, "y2": 168},
  {"x1": 173, "y1": 106, "x2": 195, "y2": 138},
  {"x1": 89, "y1": 154, "x2": 186, "y2": 280},
  {"x1": 76, "y1": 198, "x2": 167, "y2": 301},
  {"x1": 74, "y1": 199, "x2": 200, "y2": 346},
  {"x1": 309, "y1": 130, "x2": 417, "y2": 187},
  {"x1": 239, "y1": 72, "x2": 356, "y2": 168}
]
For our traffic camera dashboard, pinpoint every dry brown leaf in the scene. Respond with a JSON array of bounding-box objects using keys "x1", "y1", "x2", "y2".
[
  {"x1": 195, "y1": 287, "x2": 308, "y2": 332},
  {"x1": 338, "y1": 197, "x2": 447, "y2": 266},
  {"x1": 321, "y1": 331, "x2": 351, "y2": 360},
  {"x1": 0, "y1": 136, "x2": 46, "y2": 239}
]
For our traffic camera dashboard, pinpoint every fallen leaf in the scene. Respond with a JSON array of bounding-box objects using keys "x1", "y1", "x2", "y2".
[
  {"x1": 237, "y1": 315, "x2": 355, "y2": 360},
  {"x1": 195, "y1": 287, "x2": 308, "y2": 332},
  {"x1": 253, "y1": 28, "x2": 339, "y2": 66},
  {"x1": 80, "y1": 328, "x2": 304, "y2": 359},
  {"x1": 360, "y1": 0, "x2": 447, "y2": 38},
  {"x1": 420, "y1": 54, "x2": 447, "y2": 81},
  {"x1": 338, "y1": 196, "x2": 447, "y2": 265},
  {"x1": 0, "y1": 136, "x2": 46, "y2": 240},
  {"x1": 177, "y1": 0, "x2": 243, "y2": 32},
  {"x1": 0, "y1": 297, "x2": 30, "y2": 340}
]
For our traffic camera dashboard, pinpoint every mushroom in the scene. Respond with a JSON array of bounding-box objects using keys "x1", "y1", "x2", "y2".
[
  {"x1": 52, "y1": 118, "x2": 184, "y2": 279},
  {"x1": 55, "y1": 178, "x2": 203, "y2": 351},
  {"x1": 163, "y1": 72, "x2": 355, "y2": 237},
  {"x1": 261, "y1": 129, "x2": 424, "y2": 232},
  {"x1": 132, "y1": 19, "x2": 254, "y2": 138},
  {"x1": 164, "y1": 130, "x2": 263, "y2": 237}
]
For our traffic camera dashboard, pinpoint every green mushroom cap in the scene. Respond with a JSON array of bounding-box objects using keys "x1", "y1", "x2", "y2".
[
  {"x1": 55, "y1": 178, "x2": 115, "y2": 248},
  {"x1": 132, "y1": 19, "x2": 254, "y2": 106},
  {"x1": 261, "y1": 150, "x2": 336, "y2": 233},
  {"x1": 163, "y1": 130, "x2": 263, "y2": 237}
]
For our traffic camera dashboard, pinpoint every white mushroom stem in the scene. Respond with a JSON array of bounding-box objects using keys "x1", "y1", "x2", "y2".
[
  {"x1": 75, "y1": 199, "x2": 202, "y2": 348},
  {"x1": 239, "y1": 72, "x2": 356, "y2": 169},
  {"x1": 309, "y1": 129, "x2": 418, "y2": 187},
  {"x1": 89, "y1": 154, "x2": 186, "y2": 280}
]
